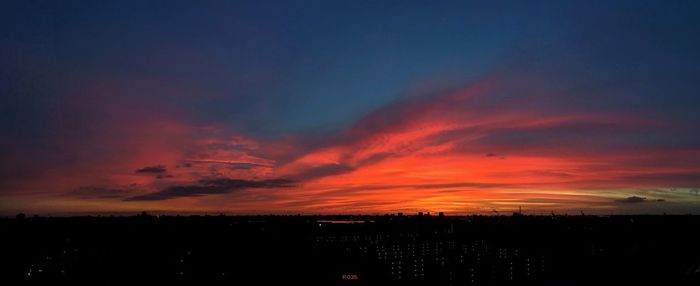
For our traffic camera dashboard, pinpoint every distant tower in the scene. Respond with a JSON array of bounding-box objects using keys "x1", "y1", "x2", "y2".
[{"x1": 513, "y1": 206, "x2": 523, "y2": 217}]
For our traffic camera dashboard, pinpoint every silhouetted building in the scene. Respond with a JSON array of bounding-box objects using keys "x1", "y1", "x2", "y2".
[{"x1": 3, "y1": 214, "x2": 698, "y2": 285}]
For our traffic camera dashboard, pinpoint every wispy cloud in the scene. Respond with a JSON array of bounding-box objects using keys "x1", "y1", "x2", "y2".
[
  {"x1": 616, "y1": 196, "x2": 647, "y2": 203},
  {"x1": 135, "y1": 165, "x2": 167, "y2": 174},
  {"x1": 125, "y1": 178, "x2": 294, "y2": 201}
]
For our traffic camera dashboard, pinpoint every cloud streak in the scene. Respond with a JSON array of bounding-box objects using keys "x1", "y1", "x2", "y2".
[
  {"x1": 125, "y1": 178, "x2": 294, "y2": 201},
  {"x1": 3, "y1": 69, "x2": 700, "y2": 214},
  {"x1": 135, "y1": 165, "x2": 167, "y2": 174}
]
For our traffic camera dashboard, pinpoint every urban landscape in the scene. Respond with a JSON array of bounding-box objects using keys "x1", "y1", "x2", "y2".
[{"x1": 3, "y1": 213, "x2": 699, "y2": 284}]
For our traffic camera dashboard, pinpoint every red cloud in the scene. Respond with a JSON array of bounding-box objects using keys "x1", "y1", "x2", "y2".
[
  {"x1": 265, "y1": 76, "x2": 700, "y2": 214},
  {"x1": 4, "y1": 75, "x2": 700, "y2": 215}
]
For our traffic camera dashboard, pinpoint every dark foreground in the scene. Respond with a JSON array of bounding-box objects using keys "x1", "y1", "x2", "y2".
[{"x1": 2, "y1": 214, "x2": 699, "y2": 285}]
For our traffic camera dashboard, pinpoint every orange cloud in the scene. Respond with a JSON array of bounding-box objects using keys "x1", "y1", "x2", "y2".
[
  {"x1": 3, "y1": 75, "x2": 700, "y2": 215},
  {"x1": 257, "y1": 76, "x2": 700, "y2": 214}
]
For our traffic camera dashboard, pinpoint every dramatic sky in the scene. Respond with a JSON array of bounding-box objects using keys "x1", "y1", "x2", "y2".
[{"x1": 2, "y1": 0, "x2": 700, "y2": 215}]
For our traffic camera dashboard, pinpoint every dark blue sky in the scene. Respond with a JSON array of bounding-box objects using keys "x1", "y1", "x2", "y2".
[
  {"x1": 4, "y1": 0, "x2": 697, "y2": 136},
  {"x1": 1, "y1": 0, "x2": 699, "y2": 214}
]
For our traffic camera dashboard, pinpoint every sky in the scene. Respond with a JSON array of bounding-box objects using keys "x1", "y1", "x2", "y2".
[{"x1": 1, "y1": 0, "x2": 700, "y2": 215}]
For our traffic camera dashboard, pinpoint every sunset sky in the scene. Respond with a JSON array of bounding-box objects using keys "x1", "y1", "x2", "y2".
[{"x1": 2, "y1": 0, "x2": 700, "y2": 215}]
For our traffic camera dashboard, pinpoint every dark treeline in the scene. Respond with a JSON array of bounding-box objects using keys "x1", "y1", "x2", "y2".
[{"x1": 1, "y1": 214, "x2": 699, "y2": 285}]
